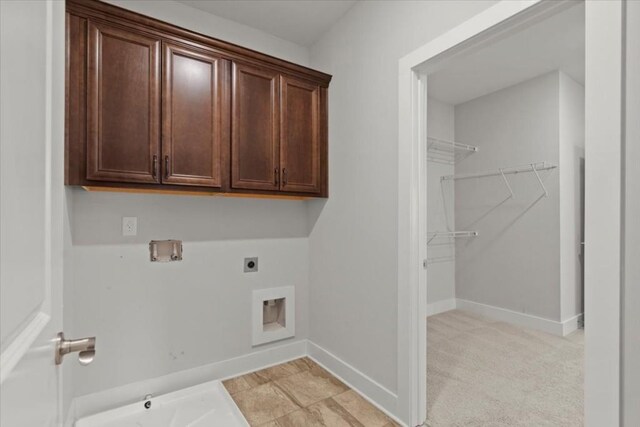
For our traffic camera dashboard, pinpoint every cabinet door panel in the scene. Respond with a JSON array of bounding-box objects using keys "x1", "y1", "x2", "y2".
[
  {"x1": 87, "y1": 21, "x2": 160, "y2": 183},
  {"x1": 163, "y1": 43, "x2": 225, "y2": 187},
  {"x1": 231, "y1": 63, "x2": 279, "y2": 191},
  {"x1": 280, "y1": 76, "x2": 321, "y2": 194}
]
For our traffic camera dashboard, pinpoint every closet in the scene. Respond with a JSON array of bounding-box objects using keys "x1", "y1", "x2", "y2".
[
  {"x1": 424, "y1": 4, "x2": 586, "y2": 424},
  {"x1": 427, "y1": 67, "x2": 584, "y2": 323}
]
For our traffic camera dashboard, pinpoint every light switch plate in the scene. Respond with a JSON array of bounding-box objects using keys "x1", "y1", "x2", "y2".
[
  {"x1": 244, "y1": 257, "x2": 258, "y2": 273},
  {"x1": 122, "y1": 217, "x2": 137, "y2": 236}
]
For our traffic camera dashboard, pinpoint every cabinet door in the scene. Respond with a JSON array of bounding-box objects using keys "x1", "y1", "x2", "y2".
[
  {"x1": 280, "y1": 75, "x2": 321, "y2": 194},
  {"x1": 87, "y1": 21, "x2": 161, "y2": 183},
  {"x1": 162, "y1": 43, "x2": 226, "y2": 187},
  {"x1": 231, "y1": 62, "x2": 280, "y2": 191}
]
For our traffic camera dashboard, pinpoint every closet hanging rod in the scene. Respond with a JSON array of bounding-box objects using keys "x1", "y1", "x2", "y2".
[
  {"x1": 441, "y1": 161, "x2": 557, "y2": 181},
  {"x1": 427, "y1": 136, "x2": 478, "y2": 153}
]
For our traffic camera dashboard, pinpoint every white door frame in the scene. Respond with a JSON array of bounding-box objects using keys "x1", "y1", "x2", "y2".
[{"x1": 397, "y1": 1, "x2": 625, "y2": 425}]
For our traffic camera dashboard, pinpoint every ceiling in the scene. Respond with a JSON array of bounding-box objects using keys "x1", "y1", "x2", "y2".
[
  {"x1": 176, "y1": 0, "x2": 357, "y2": 47},
  {"x1": 429, "y1": 3, "x2": 585, "y2": 106}
]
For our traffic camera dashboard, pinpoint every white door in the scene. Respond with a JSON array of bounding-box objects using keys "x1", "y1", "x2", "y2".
[
  {"x1": 1, "y1": 0, "x2": 66, "y2": 425},
  {"x1": 623, "y1": 0, "x2": 640, "y2": 424}
]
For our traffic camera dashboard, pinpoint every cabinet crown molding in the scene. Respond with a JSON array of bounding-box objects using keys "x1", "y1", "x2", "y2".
[{"x1": 66, "y1": 0, "x2": 332, "y2": 86}]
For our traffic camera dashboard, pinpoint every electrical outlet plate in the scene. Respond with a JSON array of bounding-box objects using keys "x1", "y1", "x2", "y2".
[
  {"x1": 122, "y1": 217, "x2": 137, "y2": 236},
  {"x1": 244, "y1": 257, "x2": 258, "y2": 273}
]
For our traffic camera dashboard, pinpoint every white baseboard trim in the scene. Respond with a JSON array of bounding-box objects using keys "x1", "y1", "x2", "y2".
[
  {"x1": 67, "y1": 339, "x2": 307, "y2": 424},
  {"x1": 306, "y1": 341, "x2": 403, "y2": 426},
  {"x1": 561, "y1": 313, "x2": 584, "y2": 336},
  {"x1": 427, "y1": 298, "x2": 457, "y2": 316},
  {"x1": 66, "y1": 339, "x2": 406, "y2": 427},
  {"x1": 456, "y1": 299, "x2": 575, "y2": 337},
  {"x1": 427, "y1": 298, "x2": 584, "y2": 337}
]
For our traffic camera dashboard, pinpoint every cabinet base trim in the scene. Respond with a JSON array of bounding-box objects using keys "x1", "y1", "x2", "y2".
[{"x1": 81, "y1": 186, "x2": 310, "y2": 200}]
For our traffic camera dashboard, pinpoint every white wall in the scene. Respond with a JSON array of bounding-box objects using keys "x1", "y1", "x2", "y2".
[
  {"x1": 426, "y1": 98, "x2": 455, "y2": 307},
  {"x1": 105, "y1": 0, "x2": 309, "y2": 66},
  {"x1": 559, "y1": 72, "x2": 585, "y2": 322},
  {"x1": 451, "y1": 71, "x2": 584, "y2": 325},
  {"x1": 454, "y1": 72, "x2": 562, "y2": 321},
  {"x1": 67, "y1": 0, "x2": 312, "y2": 400},
  {"x1": 307, "y1": 0, "x2": 497, "y2": 396},
  {"x1": 69, "y1": 191, "x2": 310, "y2": 397}
]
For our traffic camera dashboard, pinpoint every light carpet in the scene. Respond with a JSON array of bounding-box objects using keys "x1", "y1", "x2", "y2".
[{"x1": 427, "y1": 309, "x2": 584, "y2": 426}]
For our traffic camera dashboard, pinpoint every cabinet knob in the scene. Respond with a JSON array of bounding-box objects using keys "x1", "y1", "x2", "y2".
[
  {"x1": 282, "y1": 168, "x2": 288, "y2": 186},
  {"x1": 274, "y1": 168, "x2": 279, "y2": 186},
  {"x1": 164, "y1": 156, "x2": 170, "y2": 179}
]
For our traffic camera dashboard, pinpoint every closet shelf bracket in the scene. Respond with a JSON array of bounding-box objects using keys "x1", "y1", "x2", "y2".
[
  {"x1": 499, "y1": 168, "x2": 514, "y2": 198},
  {"x1": 426, "y1": 255, "x2": 455, "y2": 265},
  {"x1": 531, "y1": 163, "x2": 548, "y2": 197},
  {"x1": 427, "y1": 230, "x2": 478, "y2": 245}
]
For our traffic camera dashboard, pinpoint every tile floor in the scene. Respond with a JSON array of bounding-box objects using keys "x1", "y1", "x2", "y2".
[{"x1": 223, "y1": 357, "x2": 400, "y2": 427}]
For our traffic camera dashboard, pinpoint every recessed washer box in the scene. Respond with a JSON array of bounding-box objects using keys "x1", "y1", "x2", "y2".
[{"x1": 252, "y1": 286, "x2": 295, "y2": 346}]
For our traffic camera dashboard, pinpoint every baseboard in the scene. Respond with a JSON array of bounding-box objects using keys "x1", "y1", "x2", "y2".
[
  {"x1": 561, "y1": 313, "x2": 584, "y2": 336},
  {"x1": 428, "y1": 298, "x2": 584, "y2": 337},
  {"x1": 67, "y1": 339, "x2": 406, "y2": 426},
  {"x1": 67, "y1": 339, "x2": 307, "y2": 424},
  {"x1": 306, "y1": 341, "x2": 404, "y2": 426},
  {"x1": 427, "y1": 298, "x2": 457, "y2": 316},
  {"x1": 456, "y1": 298, "x2": 573, "y2": 336}
]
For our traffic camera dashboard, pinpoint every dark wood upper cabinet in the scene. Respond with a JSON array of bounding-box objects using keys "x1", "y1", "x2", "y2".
[
  {"x1": 162, "y1": 42, "x2": 227, "y2": 188},
  {"x1": 280, "y1": 75, "x2": 321, "y2": 194},
  {"x1": 86, "y1": 20, "x2": 161, "y2": 184},
  {"x1": 66, "y1": 0, "x2": 330, "y2": 198},
  {"x1": 231, "y1": 63, "x2": 280, "y2": 191}
]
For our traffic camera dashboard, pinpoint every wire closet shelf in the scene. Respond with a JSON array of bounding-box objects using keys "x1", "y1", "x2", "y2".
[
  {"x1": 427, "y1": 136, "x2": 478, "y2": 165},
  {"x1": 426, "y1": 162, "x2": 557, "y2": 257},
  {"x1": 426, "y1": 137, "x2": 481, "y2": 251},
  {"x1": 427, "y1": 230, "x2": 478, "y2": 245},
  {"x1": 440, "y1": 161, "x2": 557, "y2": 198}
]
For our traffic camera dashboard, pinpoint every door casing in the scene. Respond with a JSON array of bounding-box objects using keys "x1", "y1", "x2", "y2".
[{"x1": 398, "y1": 0, "x2": 626, "y2": 425}]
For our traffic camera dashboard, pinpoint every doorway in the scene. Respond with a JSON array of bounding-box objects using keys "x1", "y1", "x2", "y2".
[
  {"x1": 398, "y1": 1, "x2": 626, "y2": 425},
  {"x1": 424, "y1": 4, "x2": 585, "y2": 424}
]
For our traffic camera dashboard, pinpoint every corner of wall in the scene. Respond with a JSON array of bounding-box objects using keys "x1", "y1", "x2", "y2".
[
  {"x1": 558, "y1": 70, "x2": 585, "y2": 322},
  {"x1": 454, "y1": 72, "x2": 563, "y2": 321}
]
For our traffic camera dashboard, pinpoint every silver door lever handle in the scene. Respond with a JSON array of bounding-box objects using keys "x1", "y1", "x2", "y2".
[{"x1": 55, "y1": 332, "x2": 96, "y2": 365}]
